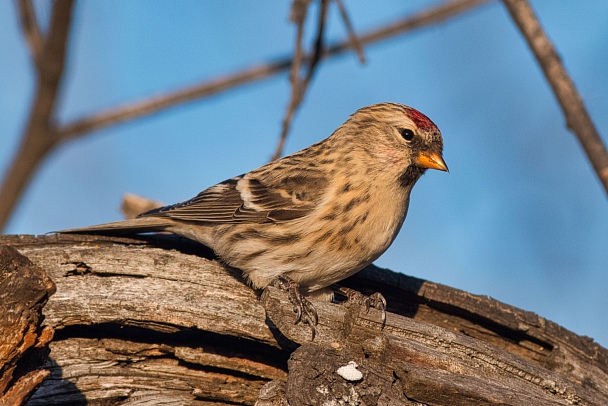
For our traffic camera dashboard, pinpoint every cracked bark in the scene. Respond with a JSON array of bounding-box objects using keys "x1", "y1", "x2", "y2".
[{"x1": 0, "y1": 245, "x2": 55, "y2": 405}]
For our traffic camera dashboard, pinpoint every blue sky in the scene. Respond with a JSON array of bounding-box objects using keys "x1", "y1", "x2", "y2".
[{"x1": 1, "y1": 1, "x2": 607, "y2": 347}]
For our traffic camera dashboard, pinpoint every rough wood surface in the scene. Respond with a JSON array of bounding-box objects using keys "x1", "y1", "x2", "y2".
[
  {"x1": 1, "y1": 234, "x2": 607, "y2": 405},
  {"x1": 0, "y1": 245, "x2": 56, "y2": 406}
]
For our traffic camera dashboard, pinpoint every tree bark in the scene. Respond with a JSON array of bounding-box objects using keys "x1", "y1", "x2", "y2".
[
  {"x1": 1, "y1": 234, "x2": 606, "y2": 405},
  {"x1": 0, "y1": 245, "x2": 56, "y2": 405}
]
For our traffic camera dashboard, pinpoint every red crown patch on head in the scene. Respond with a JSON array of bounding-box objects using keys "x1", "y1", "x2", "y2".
[{"x1": 404, "y1": 106, "x2": 437, "y2": 131}]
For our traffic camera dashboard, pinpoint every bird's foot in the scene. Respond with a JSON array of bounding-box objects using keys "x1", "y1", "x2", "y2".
[
  {"x1": 334, "y1": 285, "x2": 387, "y2": 326},
  {"x1": 272, "y1": 275, "x2": 318, "y2": 339}
]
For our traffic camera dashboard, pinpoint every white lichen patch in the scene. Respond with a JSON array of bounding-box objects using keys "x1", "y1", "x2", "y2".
[{"x1": 336, "y1": 361, "x2": 363, "y2": 381}]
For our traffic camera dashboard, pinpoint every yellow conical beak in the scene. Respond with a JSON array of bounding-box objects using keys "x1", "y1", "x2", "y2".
[{"x1": 415, "y1": 151, "x2": 449, "y2": 172}]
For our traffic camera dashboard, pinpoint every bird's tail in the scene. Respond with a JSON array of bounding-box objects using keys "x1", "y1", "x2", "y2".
[{"x1": 57, "y1": 217, "x2": 172, "y2": 236}]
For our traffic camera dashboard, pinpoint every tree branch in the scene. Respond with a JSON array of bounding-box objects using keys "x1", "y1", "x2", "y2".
[
  {"x1": 0, "y1": 0, "x2": 75, "y2": 232},
  {"x1": 271, "y1": 0, "x2": 329, "y2": 161},
  {"x1": 335, "y1": 0, "x2": 366, "y2": 63},
  {"x1": 271, "y1": 0, "x2": 370, "y2": 161},
  {"x1": 16, "y1": 0, "x2": 44, "y2": 69},
  {"x1": 502, "y1": 0, "x2": 608, "y2": 197}
]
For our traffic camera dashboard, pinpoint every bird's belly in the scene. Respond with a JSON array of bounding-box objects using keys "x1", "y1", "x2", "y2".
[{"x1": 221, "y1": 195, "x2": 408, "y2": 293}]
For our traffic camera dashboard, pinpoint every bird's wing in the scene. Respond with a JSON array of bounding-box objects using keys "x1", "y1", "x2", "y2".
[{"x1": 140, "y1": 171, "x2": 329, "y2": 224}]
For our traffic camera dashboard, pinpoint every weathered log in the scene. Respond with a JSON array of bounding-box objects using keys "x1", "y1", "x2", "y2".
[
  {"x1": 1, "y1": 234, "x2": 606, "y2": 405},
  {"x1": 0, "y1": 245, "x2": 56, "y2": 406}
]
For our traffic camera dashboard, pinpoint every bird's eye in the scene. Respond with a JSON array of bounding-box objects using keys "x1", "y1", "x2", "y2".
[{"x1": 400, "y1": 128, "x2": 415, "y2": 141}]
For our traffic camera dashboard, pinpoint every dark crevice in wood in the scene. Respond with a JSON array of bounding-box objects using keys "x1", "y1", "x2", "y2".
[
  {"x1": 63, "y1": 270, "x2": 148, "y2": 279},
  {"x1": 174, "y1": 357, "x2": 269, "y2": 383},
  {"x1": 52, "y1": 323, "x2": 289, "y2": 374},
  {"x1": 262, "y1": 315, "x2": 301, "y2": 353}
]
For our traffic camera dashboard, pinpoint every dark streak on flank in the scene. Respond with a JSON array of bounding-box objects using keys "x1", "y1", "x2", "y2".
[
  {"x1": 356, "y1": 212, "x2": 368, "y2": 225},
  {"x1": 240, "y1": 249, "x2": 269, "y2": 263},
  {"x1": 228, "y1": 228, "x2": 269, "y2": 244},
  {"x1": 312, "y1": 230, "x2": 334, "y2": 246},
  {"x1": 340, "y1": 222, "x2": 356, "y2": 234},
  {"x1": 321, "y1": 212, "x2": 338, "y2": 221},
  {"x1": 344, "y1": 197, "x2": 362, "y2": 212},
  {"x1": 341, "y1": 183, "x2": 352, "y2": 193},
  {"x1": 268, "y1": 233, "x2": 301, "y2": 245}
]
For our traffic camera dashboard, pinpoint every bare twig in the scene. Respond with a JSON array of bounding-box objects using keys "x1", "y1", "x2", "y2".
[
  {"x1": 306, "y1": 0, "x2": 329, "y2": 83},
  {"x1": 502, "y1": 0, "x2": 608, "y2": 197},
  {"x1": 335, "y1": 0, "x2": 366, "y2": 63},
  {"x1": 287, "y1": 0, "x2": 308, "y2": 92},
  {"x1": 1, "y1": 0, "x2": 488, "y2": 231},
  {"x1": 271, "y1": 0, "x2": 309, "y2": 162},
  {"x1": 17, "y1": 0, "x2": 44, "y2": 69},
  {"x1": 272, "y1": 0, "x2": 330, "y2": 161},
  {"x1": 0, "y1": 0, "x2": 75, "y2": 231}
]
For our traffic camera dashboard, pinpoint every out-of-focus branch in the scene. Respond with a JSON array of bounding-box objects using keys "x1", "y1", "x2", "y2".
[
  {"x1": 336, "y1": 0, "x2": 366, "y2": 63},
  {"x1": 17, "y1": 0, "x2": 44, "y2": 69},
  {"x1": 0, "y1": 0, "x2": 75, "y2": 232},
  {"x1": 272, "y1": 0, "x2": 368, "y2": 161},
  {"x1": 502, "y1": 0, "x2": 608, "y2": 197},
  {"x1": 288, "y1": 0, "x2": 309, "y2": 87},
  {"x1": 271, "y1": 0, "x2": 328, "y2": 162}
]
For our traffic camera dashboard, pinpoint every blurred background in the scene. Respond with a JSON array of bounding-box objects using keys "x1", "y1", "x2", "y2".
[{"x1": 1, "y1": 1, "x2": 607, "y2": 346}]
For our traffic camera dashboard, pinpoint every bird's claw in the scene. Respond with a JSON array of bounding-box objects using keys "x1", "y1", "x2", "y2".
[
  {"x1": 335, "y1": 286, "x2": 387, "y2": 326},
  {"x1": 273, "y1": 275, "x2": 318, "y2": 339},
  {"x1": 366, "y1": 292, "x2": 387, "y2": 325}
]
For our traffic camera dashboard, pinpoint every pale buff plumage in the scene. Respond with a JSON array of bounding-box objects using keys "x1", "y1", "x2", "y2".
[{"x1": 61, "y1": 103, "x2": 448, "y2": 302}]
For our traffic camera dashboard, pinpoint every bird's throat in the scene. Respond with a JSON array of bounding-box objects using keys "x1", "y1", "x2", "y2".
[{"x1": 399, "y1": 165, "x2": 426, "y2": 189}]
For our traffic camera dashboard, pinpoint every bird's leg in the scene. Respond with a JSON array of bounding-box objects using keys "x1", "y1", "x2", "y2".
[
  {"x1": 332, "y1": 285, "x2": 387, "y2": 326},
  {"x1": 272, "y1": 275, "x2": 318, "y2": 339}
]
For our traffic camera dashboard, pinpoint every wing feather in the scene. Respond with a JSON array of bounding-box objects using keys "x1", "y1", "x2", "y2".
[{"x1": 139, "y1": 168, "x2": 329, "y2": 224}]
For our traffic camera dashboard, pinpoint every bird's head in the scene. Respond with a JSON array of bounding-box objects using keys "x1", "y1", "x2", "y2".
[{"x1": 344, "y1": 102, "x2": 448, "y2": 188}]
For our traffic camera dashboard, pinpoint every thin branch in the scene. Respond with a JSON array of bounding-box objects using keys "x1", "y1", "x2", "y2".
[
  {"x1": 0, "y1": 0, "x2": 75, "y2": 232},
  {"x1": 271, "y1": 0, "x2": 329, "y2": 161},
  {"x1": 502, "y1": 0, "x2": 608, "y2": 197},
  {"x1": 287, "y1": 0, "x2": 309, "y2": 90},
  {"x1": 16, "y1": 0, "x2": 44, "y2": 69},
  {"x1": 55, "y1": 0, "x2": 489, "y2": 144},
  {"x1": 335, "y1": 0, "x2": 366, "y2": 63},
  {"x1": 306, "y1": 0, "x2": 329, "y2": 83},
  {"x1": 271, "y1": 0, "x2": 309, "y2": 162}
]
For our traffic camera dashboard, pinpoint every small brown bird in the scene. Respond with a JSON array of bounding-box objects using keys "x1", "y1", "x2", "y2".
[{"x1": 61, "y1": 103, "x2": 447, "y2": 331}]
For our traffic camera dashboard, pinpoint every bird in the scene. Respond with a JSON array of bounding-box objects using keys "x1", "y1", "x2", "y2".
[{"x1": 60, "y1": 102, "x2": 448, "y2": 334}]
